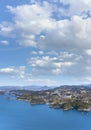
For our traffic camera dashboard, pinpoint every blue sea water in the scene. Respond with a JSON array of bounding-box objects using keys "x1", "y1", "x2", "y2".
[{"x1": 0, "y1": 94, "x2": 91, "y2": 130}]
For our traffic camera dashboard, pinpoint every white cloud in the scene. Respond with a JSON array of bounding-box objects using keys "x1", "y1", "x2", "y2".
[
  {"x1": 0, "y1": 4, "x2": 91, "y2": 52},
  {"x1": 0, "y1": 1, "x2": 91, "y2": 85},
  {"x1": 5, "y1": 2, "x2": 54, "y2": 47},
  {"x1": 32, "y1": 51, "x2": 38, "y2": 55},
  {"x1": 85, "y1": 77, "x2": 91, "y2": 82},
  {"x1": 82, "y1": 77, "x2": 91, "y2": 84},
  {"x1": 46, "y1": 51, "x2": 58, "y2": 56},
  {"x1": 0, "y1": 40, "x2": 9, "y2": 45},
  {"x1": 0, "y1": 67, "x2": 14, "y2": 74},
  {"x1": 0, "y1": 66, "x2": 25, "y2": 79},
  {"x1": 31, "y1": 50, "x2": 44, "y2": 55},
  {"x1": 58, "y1": 0, "x2": 91, "y2": 17},
  {"x1": 0, "y1": 22, "x2": 13, "y2": 37},
  {"x1": 27, "y1": 78, "x2": 59, "y2": 86},
  {"x1": 86, "y1": 49, "x2": 91, "y2": 55},
  {"x1": 27, "y1": 50, "x2": 91, "y2": 81},
  {"x1": 0, "y1": 2, "x2": 91, "y2": 52},
  {"x1": 38, "y1": 51, "x2": 44, "y2": 55},
  {"x1": 38, "y1": 16, "x2": 91, "y2": 51},
  {"x1": 28, "y1": 54, "x2": 74, "y2": 75}
]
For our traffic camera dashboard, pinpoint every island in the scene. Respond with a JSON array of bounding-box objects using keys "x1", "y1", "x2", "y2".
[
  {"x1": 0, "y1": 90, "x2": 5, "y2": 95},
  {"x1": 9, "y1": 85, "x2": 91, "y2": 112}
]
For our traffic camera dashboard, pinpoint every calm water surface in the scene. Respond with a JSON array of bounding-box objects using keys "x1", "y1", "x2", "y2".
[{"x1": 0, "y1": 94, "x2": 91, "y2": 130}]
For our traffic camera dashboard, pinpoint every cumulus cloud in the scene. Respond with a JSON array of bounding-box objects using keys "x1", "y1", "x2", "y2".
[
  {"x1": 28, "y1": 53, "x2": 75, "y2": 76},
  {"x1": 38, "y1": 16, "x2": 91, "y2": 51},
  {"x1": 27, "y1": 50, "x2": 91, "y2": 81},
  {"x1": 5, "y1": 2, "x2": 54, "y2": 47},
  {"x1": 0, "y1": 66, "x2": 25, "y2": 79},
  {"x1": 27, "y1": 78, "x2": 59, "y2": 86},
  {"x1": 0, "y1": 67, "x2": 14, "y2": 74},
  {"x1": 59, "y1": 0, "x2": 91, "y2": 17},
  {"x1": 0, "y1": 22, "x2": 13, "y2": 37},
  {"x1": 0, "y1": 1, "x2": 91, "y2": 52},
  {"x1": 86, "y1": 49, "x2": 91, "y2": 55},
  {"x1": 0, "y1": 0, "x2": 91, "y2": 85},
  {"x1": 0, "y1": 40, "x2": 9, "y2": 45},
  {"x1": 32, "y1": 50, "x2": 44, "y2": 55}
]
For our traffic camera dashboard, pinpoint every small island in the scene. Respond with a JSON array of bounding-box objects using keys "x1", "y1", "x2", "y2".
[{"x1": 9, "y1": 85, "x2": 91, "y2": 112}]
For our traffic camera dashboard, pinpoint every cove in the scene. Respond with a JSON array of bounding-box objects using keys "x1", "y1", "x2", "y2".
[{"x1": 0, "y1": 95, "x2": 91, "y2": 130}]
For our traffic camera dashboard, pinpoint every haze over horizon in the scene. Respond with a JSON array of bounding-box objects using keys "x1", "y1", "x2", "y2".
[{"x1": 0, "y1": 0, "x2": 91, "y2": 86}]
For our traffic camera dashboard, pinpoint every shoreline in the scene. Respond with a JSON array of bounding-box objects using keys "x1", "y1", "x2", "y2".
[{"x1": 16, "y1": 97, "x2": 91, "y2": 112}]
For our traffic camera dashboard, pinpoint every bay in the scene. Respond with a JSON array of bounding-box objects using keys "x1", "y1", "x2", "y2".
[{"x1": 0, "y1": 94, "x2": 91, "y2": 130}]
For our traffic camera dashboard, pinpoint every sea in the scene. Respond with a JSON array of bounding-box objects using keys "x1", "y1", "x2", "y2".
[{"x1": 0, "y1": 94, "x2": 91, "y2": 130}]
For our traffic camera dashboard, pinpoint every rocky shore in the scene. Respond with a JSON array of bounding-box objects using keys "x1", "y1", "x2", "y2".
[{"x1": 10, "y1": 85, "x2": 91, "y2": 112}]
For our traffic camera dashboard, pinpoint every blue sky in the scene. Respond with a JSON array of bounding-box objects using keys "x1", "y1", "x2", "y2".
[{"x1": 0, "y1": 0, "x2": 91, "y2": 86}]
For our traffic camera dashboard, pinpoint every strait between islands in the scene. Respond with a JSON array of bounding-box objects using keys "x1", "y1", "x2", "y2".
[{"x1": 1, "y1": 85, "x2": 91, "y2": 112}]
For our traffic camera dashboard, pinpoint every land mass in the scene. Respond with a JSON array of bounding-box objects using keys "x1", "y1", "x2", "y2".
[{"x1": 8, "y1": 85, "x2": 91, "y2": 112}]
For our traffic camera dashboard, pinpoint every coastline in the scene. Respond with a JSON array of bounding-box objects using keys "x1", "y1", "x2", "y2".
[{"x1": 3, "y1": 85, "x2": 91, "y2": 112}]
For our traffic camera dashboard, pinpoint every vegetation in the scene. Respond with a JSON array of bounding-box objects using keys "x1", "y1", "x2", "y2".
[
  {"x1": 10, "y1": 86, "x2": 91, "y2": 112},
  {"x1": 49, "y1": 98, "x2": 91, "y2": 111}
]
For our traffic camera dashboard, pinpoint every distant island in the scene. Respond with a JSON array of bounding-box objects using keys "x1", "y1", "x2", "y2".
[{"x1": 6, "y1": 85, "x2": 91, "y2": 112}]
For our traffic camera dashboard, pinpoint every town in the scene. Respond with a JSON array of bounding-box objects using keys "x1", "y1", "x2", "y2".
[{"x1": 9, "y1": 85, "x2": 91, "y2": 112}]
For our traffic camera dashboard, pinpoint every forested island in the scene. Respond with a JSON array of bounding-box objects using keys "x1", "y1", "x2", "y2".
[{"x1": 9, "y1": 85, "x2": 91, "y2": 112}]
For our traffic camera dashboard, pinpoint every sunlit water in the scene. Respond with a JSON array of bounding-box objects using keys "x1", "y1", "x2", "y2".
[{"x1": 0, "y1": 94, "x2": 91, "y2": 130}]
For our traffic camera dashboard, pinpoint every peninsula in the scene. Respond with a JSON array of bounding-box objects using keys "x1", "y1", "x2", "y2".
[{"x1": 9, "y1": 85, "x2": 91, "y2": 112}]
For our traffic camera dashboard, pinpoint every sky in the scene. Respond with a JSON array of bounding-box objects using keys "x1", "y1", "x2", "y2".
[{"x1": 0, "y1": 0, "x2": 91, "y2": 86}]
